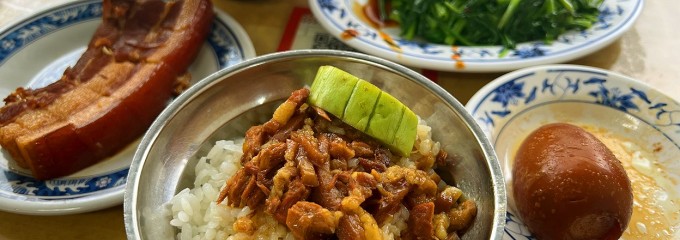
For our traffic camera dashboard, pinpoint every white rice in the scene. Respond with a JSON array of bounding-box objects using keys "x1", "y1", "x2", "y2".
[
  {"x1": 380, "y1": 204, "x2": 410, "y2": 239},
  {"x1": 169, "y1": 118, "x2": 440, "y2": 239},
  {"x1": 167, "y1": 139, "x2": 292, "y2": 240}
]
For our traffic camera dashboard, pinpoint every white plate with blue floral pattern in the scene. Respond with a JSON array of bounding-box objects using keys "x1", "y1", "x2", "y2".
[
  {"x1": 466, "y1": 65, "x2": 680, "y2": 238},
  {"x1": 309, "y1": 0, "x2": 643, "y2": 72},
  {"x1": 0, "y1": 0, "x2": 255, "y2": 215}
]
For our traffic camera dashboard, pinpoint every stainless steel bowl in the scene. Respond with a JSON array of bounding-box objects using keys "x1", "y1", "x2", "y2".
[{"x1": 124, "y1": 50, "x2": 506, "y2": 239}]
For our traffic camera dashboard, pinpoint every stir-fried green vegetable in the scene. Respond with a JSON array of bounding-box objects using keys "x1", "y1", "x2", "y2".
[{"x1": 381, "y1": 0, "x2": 603, "y2": 49}]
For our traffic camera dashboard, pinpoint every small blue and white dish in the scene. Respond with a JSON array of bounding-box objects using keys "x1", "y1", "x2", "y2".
[
  {"x1": 466, "y1": 65, "x2": 680, "y2": 238},
  {"x1": 309, "y1": 0, "x2": 643, "y2": 72},
  {"x1": 0, "y1": 0, "x2": 255, "y2": 215}
]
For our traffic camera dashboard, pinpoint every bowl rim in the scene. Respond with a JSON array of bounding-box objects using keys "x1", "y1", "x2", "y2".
[
  {"x1": 123, "y1": 49, "x2": 506, "y2": 240},
  {"x1": 465, "y1": 63, "x2": 680, "y2": 238},
  {"x1": 307, "y1": 0, "x2": 644, "y2": 72},
  {"x1": 465, "y1": 64, "x2": 680, "y2": 116}
]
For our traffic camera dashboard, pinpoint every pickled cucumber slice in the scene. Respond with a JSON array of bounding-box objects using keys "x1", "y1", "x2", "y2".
[
  {"x1": 308, "y1": 66, "x2": 359, "y2": 119},
  {"x1": 343, "y1": 80, "x2": 381, "y2": 131},
  {"x1": 365, "y1": 92, "x2": 405, "y2": 153},
  {"x1": 393, "y1": 106, "x2": 418, "y2": 156},
  {"x1": 308, "y1": 66, "x2": 417, "y2": 156}
]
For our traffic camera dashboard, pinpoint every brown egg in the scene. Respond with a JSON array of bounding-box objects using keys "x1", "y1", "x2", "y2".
[{"x1": 512, "y1": 123, "x2": 633, "y2": 240}]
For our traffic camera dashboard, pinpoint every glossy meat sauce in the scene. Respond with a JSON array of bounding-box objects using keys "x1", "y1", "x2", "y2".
[{"x1": 218, "y1": 89, "x2": 477, "y2": 240}]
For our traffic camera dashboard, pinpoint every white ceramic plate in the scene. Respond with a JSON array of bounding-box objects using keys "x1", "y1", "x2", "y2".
[
  {"x1": 309, "y1": 0, "x2": 643, "y2": 72},
  {"x1": 0, "y1": 0, "x2": 255, "y2": 215},
  {"x1": 466, "y1": 65, "x2": 680, "y2": 238}
]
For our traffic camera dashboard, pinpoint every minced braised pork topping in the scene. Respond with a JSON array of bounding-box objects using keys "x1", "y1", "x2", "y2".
[{"x1": 217, "y1": 88, "x2": 476, "y2": 240}]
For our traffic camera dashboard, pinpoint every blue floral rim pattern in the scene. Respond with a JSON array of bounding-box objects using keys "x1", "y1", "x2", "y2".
[
  {"x1": 0, "y1": 169, "x2": 128, "y2": 200},
  {"x1": 0, "y1": 0, "x2": 245, "y2": 200},
  {"x1": 312, "y1": 0, "x2": 643, "y2": 71},
  {"x1": 0, "y1": 1, "x2": 245, "y2": 68},
  {"x1": 209, "y1": 15, "x2": 246, "y2": 68},
  {"x1": 467, "y1": 67, "x2": 680, "y2": 239},
  {"x1": 470, "y1": 69, "x2": 680, "y2": 136}
]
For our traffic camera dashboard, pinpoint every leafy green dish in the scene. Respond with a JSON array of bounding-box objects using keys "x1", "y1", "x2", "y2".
[{"x1": 381, "y1": 0, "x2": 603, "y2": 49}]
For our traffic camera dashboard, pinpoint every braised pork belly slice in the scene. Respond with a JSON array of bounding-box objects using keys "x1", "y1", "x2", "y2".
[{"x1": 0, "y1": 0, "x2": 213, "y2": 179}]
